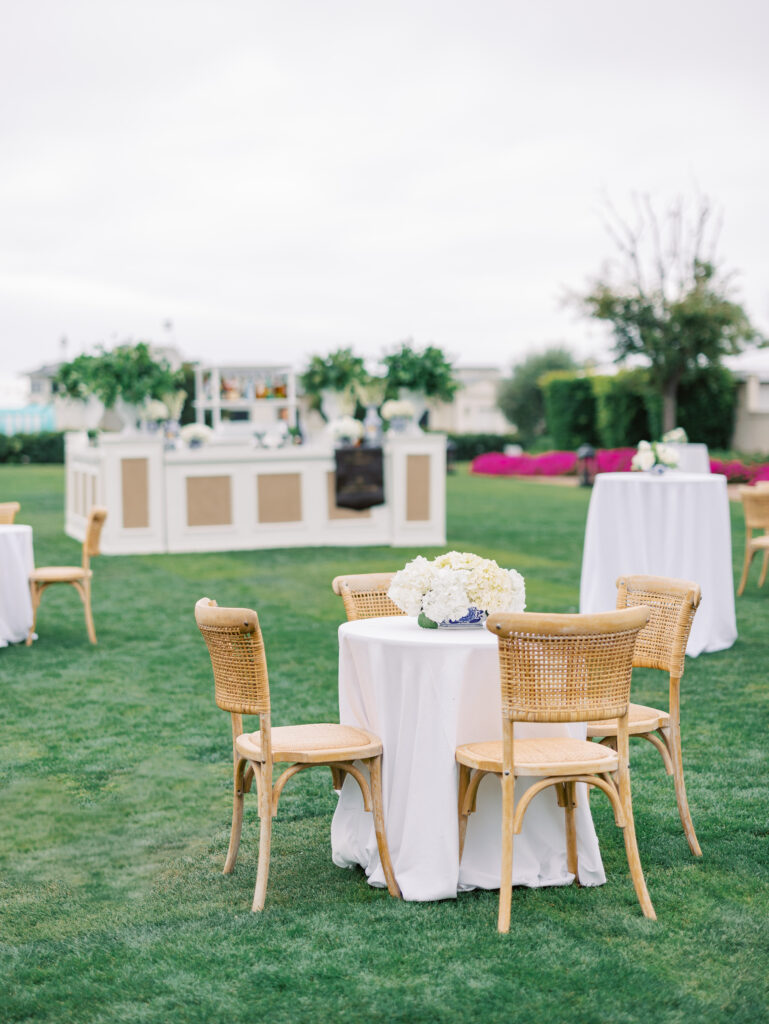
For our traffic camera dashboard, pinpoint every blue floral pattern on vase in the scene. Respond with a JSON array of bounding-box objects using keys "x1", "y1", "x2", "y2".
[{"x1": 438, "y1": 606, "x2": 487, "y2": 628}]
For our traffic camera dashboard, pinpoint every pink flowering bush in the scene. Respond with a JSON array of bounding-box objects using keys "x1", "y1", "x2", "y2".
[
  {"x1": 471, "y1": 448, "x2": 769, "y2": 482},
  {"x1": 471, "y1": 451, "x2": 577, "y2": 476}
]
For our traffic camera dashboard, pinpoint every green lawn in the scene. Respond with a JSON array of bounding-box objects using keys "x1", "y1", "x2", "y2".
[{"x1": 1, "y1": 465, "x2": 767, "y2": 1024}]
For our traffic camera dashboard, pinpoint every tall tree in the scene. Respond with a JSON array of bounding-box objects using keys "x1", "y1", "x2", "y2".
[
  {"x1": 574, "y1": 195, "x2": 765, "y2": 431},
  {"x1": 497, "y1": 346, "x2": 577, "y2": 447}
]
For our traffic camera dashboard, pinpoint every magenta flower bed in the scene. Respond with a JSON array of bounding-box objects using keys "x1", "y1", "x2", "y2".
[
  {"x1": 471, "y1": 451, "x2": 577, "y2": 476},
  {"x1": 709, "y1": 458, "x2": 769, "y2": 483},
  {"x1": 471, "y1": 448, "x2": 769, "y2": 482}
]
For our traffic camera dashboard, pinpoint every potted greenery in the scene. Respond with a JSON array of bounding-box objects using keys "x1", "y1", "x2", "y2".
[
  {"x1": 299, "y1": 347, "x2": 367, "y2": 422},
  {"x1": 55, "y1": 343, "x2": 184, "y2": 432},
  {"x1": 382, "y1": 342, "x2": 458, "y2": 427}
]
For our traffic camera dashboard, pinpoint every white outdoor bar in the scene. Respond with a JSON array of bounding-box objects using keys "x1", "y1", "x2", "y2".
[{"x1": 65, "y1": 431, "x2": 446, "y2": 555}]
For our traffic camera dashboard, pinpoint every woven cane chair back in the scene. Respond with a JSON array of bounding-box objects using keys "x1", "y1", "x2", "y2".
[
  {"x1": 195, "y1": 599, "x2": 270, "y2": 716},
  {"x1": 0, "y1": 501, "x2": 20, "y2": 524},
  {"x1": 332, "y1": 573, "x2": 404, "y2": 621},
  {"x1": 615, "y1": 575, "x2": 700, "y2": 678},
  {"x1": 739, "y1": 487, "x2": 769, "y2": 530},
  {"x1": 486, "y1": 607, "x2": 649, "y2": 724}
]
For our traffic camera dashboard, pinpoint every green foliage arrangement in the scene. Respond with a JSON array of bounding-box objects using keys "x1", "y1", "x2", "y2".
[
  {"x1": 55, "y1": 342, "x2": 182, "y2": 409},
  {"x1": 497, "y1": 347, "x2": 577, "y2": 447},
  {"x1": 382, "y1": 342, "x2": 458, "y2": 401},
  {"x1": 0, "y1": 431, "x2": 65, "y2": 464},
  {"x1": 573, "y1": 195, "x2": 765, "y2": 431},
  {"x1": 299, "y1": 348, "x2": 367, "y2": 401},
  {"x1": 540, "y1": 373, "x2": 598, "y2": 449}
]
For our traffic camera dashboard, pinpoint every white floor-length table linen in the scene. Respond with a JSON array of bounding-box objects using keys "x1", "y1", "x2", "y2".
[
  {"x1": 0, "y1": 524, "x2": 34, "y2": 647},
  {"x1": 330, "y1": 616, "x2": 606, "y2": 902},
  {"x1": 580, "y1": 471, "x2": 736, "y2": 657},
  {"x1": 668, "y1": 443, "x2": 710, "y2": 474}
]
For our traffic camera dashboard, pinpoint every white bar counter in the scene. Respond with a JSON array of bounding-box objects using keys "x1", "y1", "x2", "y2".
[{"x1": 65, "y1": 432, "x2": 446, "y2": 555}]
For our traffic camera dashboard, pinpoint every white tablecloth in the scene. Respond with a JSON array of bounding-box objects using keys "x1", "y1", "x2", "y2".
[
  {"x1": 580, "y1": 472, "x2": 736, "y2": 656},
  {"x1": 330, "y1": 617, "x2": 606, "y2": 901},
  {"x1": 0, "y1": 524, "x2": 34, "y2": 647},
  {"x1": 667, "y1": 443, "x2": 710, "y2": 474}
]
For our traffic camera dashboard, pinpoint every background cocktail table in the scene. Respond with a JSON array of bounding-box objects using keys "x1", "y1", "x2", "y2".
[
  {"x1": 580, "y1": 471, "x2": 736, "y2": 656},
  {"x1": 0, "y1": 524, "x2": 34, "y2": 647}
]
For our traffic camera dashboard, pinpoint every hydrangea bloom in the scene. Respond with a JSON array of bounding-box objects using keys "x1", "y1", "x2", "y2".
[{"x1": 388, "y1": 552, "x2": 526, "y2": 623}]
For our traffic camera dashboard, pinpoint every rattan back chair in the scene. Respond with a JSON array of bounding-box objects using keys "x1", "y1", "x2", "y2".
[
  {"x1": 737, "y1": 486, "x2": 769, "y2": 595},
  {"x1": 455, "y1": 606, "x2": 654, "y2": 933},
  {"x1": 587, "y1": 574, "x2": 702, "y2": 856},
  {"x1": 332, "y1": 572, "x2": 404, "y2": 621},
  {"x1": 0, "y1": 501, "x2": 21, "y2": 524},
  {"x1": 195, "y1": 598, "x2": 401, "y2": 911},
  {"x1": 26, "y1": 506, "x2": 107, "y2": 646}
]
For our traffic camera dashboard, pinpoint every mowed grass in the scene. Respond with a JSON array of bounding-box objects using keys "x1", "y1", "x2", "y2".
[{"x1": 1, "y1": 465, "x2": 767, "y2": 1024}]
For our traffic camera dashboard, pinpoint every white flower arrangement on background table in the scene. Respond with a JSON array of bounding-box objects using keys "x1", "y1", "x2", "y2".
[
  {"x1": 179, "y1": 422, "x2": 214, "y2": 446},
  {"x1": 631, "y1": 440, "x2": 680, "y2": 472},
  {"x1": 330, "y1": 416, "x2": 364, "y2": 442},
  {"x1": 380, "y1": 399, "x2": 415, "y2": 421},
  {"x1": 388, "y1": 550, "x2": 526, "y2": 628},
  {"x1": 661, "y1": 427, "x2": 688, "y2": 444}
]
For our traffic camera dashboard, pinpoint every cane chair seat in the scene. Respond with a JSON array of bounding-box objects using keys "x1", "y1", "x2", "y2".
[
  {"x1": 195, "y1": 598, "x2": 401, "y2": 911},
  {"x1": 587, "y1": 702, "x2": 669, "y2": 737},
  {"x1": 26, "y1": 506, "x2": 107, "y2": 646},
  {"x1": 456, "y1": 736, "x2": 620, "y2": 776},
  {"x1": 30, "y1": 565, "x2": 90, "y2": 583},
  {"x1": 457, "y1": 606, "x2": 656, "y2": 932},
  {"x1": 737, "y1": 487, "x2": 769, "y2": 595},
  {"x1": 235, "y1": 723, "x2": 382, "y2": 764},
  {"x1": 590, "y1": 574, "x2": 703, "y2": 858}
]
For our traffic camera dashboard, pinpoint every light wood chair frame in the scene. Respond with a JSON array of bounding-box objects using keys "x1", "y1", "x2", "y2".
[
  {"x1": 457, "y1": 607, "x2": 655, "y2": 933},
  {"x1": 587, "y1": 574, "x2": 703, "y2": 857},
  {"x1": 737, "y1": 486, "x2": 769, "y2": 596},
  {"x1": 0, "y1": 501, "x2": 21, "y2": 524},
  {"x1": 195, "y1": 598, "x2": 401, "y2": 911},
  {"x1": 332, "y1": 572, "x2": 404, "y2": 621},
  {"x1": 26, "y1": 506, "x2": 107, "y2": 646}
]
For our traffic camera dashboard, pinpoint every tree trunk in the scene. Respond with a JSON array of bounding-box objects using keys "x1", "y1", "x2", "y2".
[{"x1": 662, "y1": 377, "x2": 680, "y2": 434}]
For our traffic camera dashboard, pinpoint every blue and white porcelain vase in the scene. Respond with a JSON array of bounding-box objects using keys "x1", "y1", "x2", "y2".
[{"x1": 418, "y1": 606, "x2": 487, "y2": 629}]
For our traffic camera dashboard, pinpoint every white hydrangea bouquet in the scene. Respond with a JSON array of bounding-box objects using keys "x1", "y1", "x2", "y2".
[
  {"x1": 631, "y1": 439, "x2": 680, "y2": 473},
  {"x1": 662, "y1": 427, "x2": 688, "y2": 444},
  {"x1": 388, "y1": 550, "x2": 526, "y2": 629}
]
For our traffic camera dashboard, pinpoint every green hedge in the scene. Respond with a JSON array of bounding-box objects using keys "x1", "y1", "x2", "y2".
[
  {"x1": 0, "y1": 431, "x2": 65, "y2": 464},
  {"x1": 677, "y1": 364, "x2": 737, "y2": 449},
  {"x1": 444, "y1": 433, "x2": 520, "y2": 461},
  {"x1": 540, "y1": 374, "x2": 598, "y2": 449},
  {"x1": 541, "y1": 366, "x2": 736, "y2": 449}
]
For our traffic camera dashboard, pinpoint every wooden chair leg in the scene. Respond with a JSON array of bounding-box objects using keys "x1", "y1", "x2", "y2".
[
  {"x1": 458, "y1": 763, "x2": 471, "y2": 863},
  {"x1": 26, "y1": 580, "x2": 41, "y2": 645},
  {"x1": 252, "y1": 803, "x2": 273, "y2": 912},
  {"x1": 563, "y1": 781, "x2": 578, "y2": 879},
  {"x1": 77, "y1": 579, "x2": 97, "y2": 644},
  {"x1": 737, "y1": 546, "x2": 755, "y2": 596},
  {"x1": 368, "y1": 756, "x2": 401, "y2": 899},
  {"x1": 617, "y1": 768, "x2": 656, "y2": 920},
  {"x1": 759, "y1": 550, "x2": 769, "y2": 589},
  {"x1": 224, "y1": 759, "x2": 247, "y2": 874},
  {"x1": 665, "y1": 726, "x2": 702, "y2": 857},
  {"x1": 498, "y1": 772, "x2": 515, "y2": 934}
]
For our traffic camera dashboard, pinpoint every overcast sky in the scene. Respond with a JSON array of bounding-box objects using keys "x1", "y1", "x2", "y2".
[{"x1": 1, "y1": 0, "x2": 768, "y2": 379}]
